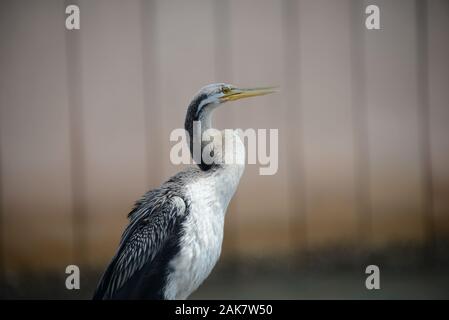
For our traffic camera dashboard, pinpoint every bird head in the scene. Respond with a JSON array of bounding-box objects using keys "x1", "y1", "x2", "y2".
[
  {"x1": 186, "y1": 83, "x2": 277, "y2": 123},
  {"x1": 184, "y1": 83, "x2": 277, "y2": 170}
]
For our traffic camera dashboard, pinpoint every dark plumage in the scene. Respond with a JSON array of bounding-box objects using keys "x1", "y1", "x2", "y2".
[{"x1": 93, "y1": 169, "x2": 205, "y2": 299}]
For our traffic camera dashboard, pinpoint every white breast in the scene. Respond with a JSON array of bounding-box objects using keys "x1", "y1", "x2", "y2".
[{"x1": 164, "y1": 133, "x2": 245, "y2": 299}]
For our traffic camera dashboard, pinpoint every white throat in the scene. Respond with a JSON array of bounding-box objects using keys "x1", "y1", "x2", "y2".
[{"x1": 164, "y1": 132, "x2": 245, "y2": 300}]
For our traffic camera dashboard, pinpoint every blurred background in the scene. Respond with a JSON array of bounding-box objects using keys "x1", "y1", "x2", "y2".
[{"x1": 0, "y1": 0, "x2": 448, "y2": 299}]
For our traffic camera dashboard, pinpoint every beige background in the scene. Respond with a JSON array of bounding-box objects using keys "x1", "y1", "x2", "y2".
[{"x1": 0, "y1": 0, "x2": 448, "y2": 280}]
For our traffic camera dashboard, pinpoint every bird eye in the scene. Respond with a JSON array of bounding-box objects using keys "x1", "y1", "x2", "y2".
[{"x1": 222, "y1": 86, "x2": 231, "y2": 94}]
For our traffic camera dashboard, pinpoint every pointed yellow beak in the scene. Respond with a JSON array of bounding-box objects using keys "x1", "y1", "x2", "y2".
[{"x1": 220, "y1": 86, "x2": 278, "y2": 102}]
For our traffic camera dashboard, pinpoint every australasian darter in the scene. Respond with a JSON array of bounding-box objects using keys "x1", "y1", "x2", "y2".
[{"x1": 93, "y1": 83, "x2": 276, "y2": 300}]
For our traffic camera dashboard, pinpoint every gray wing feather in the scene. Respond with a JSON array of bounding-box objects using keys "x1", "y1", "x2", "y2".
[{"x1": 94, "y1": 194, "x2": 186, "y2": 299}]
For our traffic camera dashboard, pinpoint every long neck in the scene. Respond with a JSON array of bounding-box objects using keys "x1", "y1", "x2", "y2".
[{"x1": 184, "y1": 99, "x2": 216, "y2": 171}]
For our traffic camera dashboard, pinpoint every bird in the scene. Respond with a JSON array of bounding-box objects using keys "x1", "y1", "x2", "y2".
[{"x1": 93, "y1": 83, "x2": 276, "y2": 300}]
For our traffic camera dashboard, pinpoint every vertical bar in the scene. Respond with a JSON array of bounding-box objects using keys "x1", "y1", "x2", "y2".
[
  {"x1": 0, "y1": 1, "x2": 5, "y2": 293},
  {"x1": 213, "y1": 0, "x2": 240, "y2": 265},
  {"x1": 415, "y1": 0, "x2": 436, "y2": 258},
  {"x1": 351, "y1": 0, "x2": 372, "y2": 249},
  {"x1": 0, "y1": 143, "x2": 4, "y2": 288},
  {"x1": 64, "y1": 0, "x2": 88, "y2": 266},
  {"x1": 141, "y1": 0, "x2": 162, "y2": 187},
  {"x1": 214, "y1": 0, "x2": 232, "y2": 83},
  {"x1": 426, "y1": 0, "x2": 449, "y2": 250},
  {"x1": 0, "y1": 0, "x2": 4, "y2": 294},
  {"x1": 283, "y1": 0, "x2": 308, "y2": 259},
  {"x1": 0, "y1": 0, "x2": 10, "y2": 289}
]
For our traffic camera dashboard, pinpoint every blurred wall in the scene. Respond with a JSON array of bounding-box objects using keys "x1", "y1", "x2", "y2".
[{"x1": 0, "y1": 0, "x2": 448, "y2": 273}]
